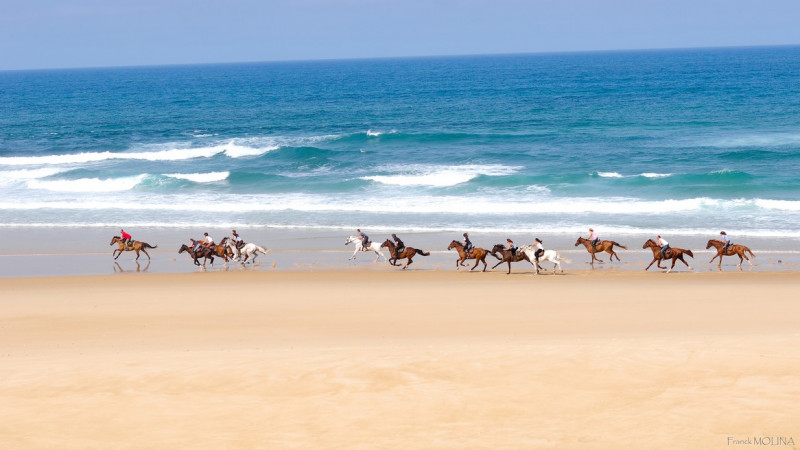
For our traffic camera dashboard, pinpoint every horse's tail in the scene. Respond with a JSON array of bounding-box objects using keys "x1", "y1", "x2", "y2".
[
  {"x1": 685, "y1": 250, "x2": 694, "y2": 258},
  {"x1": 558, "y1": 254, "x2": 572, "y2": 264},
  {"x1": 143, "y1": 242, "x2": 157, "y2": 249},
  {"x1": 613, "y1": 241, "x2": 627, "y2": 250},
  {"x1": 254, "y1": 245, "x2": 270, "y2": 254},
  {"x1": 416, "y1": 249, "x2": 430, "y2": 256},
  {"x1": 745, "y1": 247, "x2": 756, "y2": 258}
]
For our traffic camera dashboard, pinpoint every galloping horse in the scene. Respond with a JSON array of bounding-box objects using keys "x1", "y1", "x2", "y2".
[
  {"x1": 110, "y1": 236, "x2": 157, "y2": 261},
  {"x1": 178, "y1": 244, "x2": 216, "y2": 267},
  {"x1": 518, "y1": 245, "x2": 567, "y2": 275},
  {"x1": 223, "y1": 239, "x2": 270, "y2": 264},
  {"x1": 447, "y1": 240, "x2": 489, "y2": 272},
  {"x1": 345, "y1": 235, "x2": 387, "y2": 262},
  {"x1": 575, "y1": 237, "x2": 626, "y2": 264},
  {"x1": 210, "y1": 237, "x2": 235, "y2": 262},
  {"x1": 706, "y1": 239, "x2": 755, "y2": 270},
  {"x1": 642, "y1": 239, "x2": 694, "y2": 273},
  {"x1": 381, "y1": 239, "x2": 430, "y2": 269},
  {"x1": 490, "y1": 244, "x2": 533, "y2": 274}
]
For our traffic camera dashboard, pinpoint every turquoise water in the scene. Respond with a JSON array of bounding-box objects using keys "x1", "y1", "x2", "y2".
[{"x1": 1, "y1": 46, "x2": 799, "y2": 236}]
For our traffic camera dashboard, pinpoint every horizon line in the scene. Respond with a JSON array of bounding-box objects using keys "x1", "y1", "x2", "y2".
[{"x1": 2, "y1": 43, "x2": 799, "y2": 74}]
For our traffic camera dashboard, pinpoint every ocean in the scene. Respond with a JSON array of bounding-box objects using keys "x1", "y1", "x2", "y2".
[{"x1": 2, "y1": 46, "x2": 800, "y2": 238}]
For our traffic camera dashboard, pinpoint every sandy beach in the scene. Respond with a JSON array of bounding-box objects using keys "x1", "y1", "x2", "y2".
[{"x1": 2, "y1": 269, "x2": 798, "y2": 449}]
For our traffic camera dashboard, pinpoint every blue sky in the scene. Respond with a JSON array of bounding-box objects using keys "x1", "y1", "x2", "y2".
[{"x1": 2, "y1": 0, "x2": 799, "y2": 70}]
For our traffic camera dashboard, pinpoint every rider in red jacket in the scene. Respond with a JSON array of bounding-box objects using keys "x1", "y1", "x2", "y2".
[{"x1": 120, "y1": 229, "x2": 133, "y2": 246}]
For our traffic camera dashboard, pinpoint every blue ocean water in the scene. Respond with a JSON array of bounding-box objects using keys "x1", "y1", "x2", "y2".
[{"x1": 1, "y1": 46, "x2": 800, "y2": 236}]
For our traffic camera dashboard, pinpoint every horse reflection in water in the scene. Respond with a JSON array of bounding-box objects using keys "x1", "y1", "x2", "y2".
[{"x1": 113, "y1": 260, "x2": 151, "y2": 273}]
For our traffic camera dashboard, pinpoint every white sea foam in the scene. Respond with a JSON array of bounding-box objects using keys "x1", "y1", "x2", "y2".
[
  {"x1": 0, "y1": 140, "x2": 279, "y2": 167},
  {"x1": 639, "y1": 172, "x2": 673, "y2": 178},
  {"x1": 26, "y1": 174, "x2": 147, "y2": 192},
  {"x1": 707, "y1": 133, "x2": 800, "y2": 148},
  {"x1": 164, "y1": 172, "x2": 230, "y2": 183},
  {"x1": 596, "y1": 172, "x2": 623, "y2": 178},
  {"x1": 0, "y1": 168, "x2": 65, "y2": 185},
  {"x1": 361, "y1": 164, "x2": 520, "y2": 187}
]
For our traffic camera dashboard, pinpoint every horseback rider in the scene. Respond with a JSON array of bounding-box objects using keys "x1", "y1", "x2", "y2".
[
  {"x1": 120, "y1": 229, "x2": 133, "y2": 247},
  {"x1": 463, "y1": 232, "x2": 474, "y2": 258},
  {"x1": 357, "y1": 229, "x2": 369, "y2": 249},
  {"x1": 505, "y1": 238, "x2": 517, "y2": 257},
  {"x1": 232, "y1": 229, "x2": 245, "y2": 250},
  {"x1": 657, "y1": 235, "x2": 671, "y2": 259},
  {"x1": 190, "y1": 238, "x2": 202, "y2": 253},
  {"x1": 391, "y1": 233, "x2": 405, "y2": 256},
  {"x1": 720, "y1": 231, "x2": 731, "y2": 254},
  {"x1": 589, "y1": 228, "x2": 599, "y2": 252},
  {"x1": 202, "y1": 232, "x2": 215, "y2": 249},
  {"x1": 531, "y1": 237, "x2": 544, "y2": 262}
]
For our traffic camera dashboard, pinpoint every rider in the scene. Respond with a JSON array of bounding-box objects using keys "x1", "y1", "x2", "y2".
[
  {"x1": 463, "y1": 232, "x2": 474, "y2": 258},
  {"x1": 391, "y1": 233, "x2": 405, "y2": 255},
  {"x1": 657, "y1": 235, "x2": 670, "y2": 259},
  {"x1": 720, "y1": 231, "x2": 732, "y2": 254},
  {"x1": 190, "y1": 238, "x2": 202, "y2": 253},
  {"x1": 232, "y1": 229, "x2": 245, "y2": 250},
  {"x1": 531, "y1": 237, "x2": 544, "y2": 263},
  {"x1": 505, "y1": 238, "x2": 517, "y2": 257},
  {"x1": 120, "y1": 229, "x2": 133, "y2": 247},
  {"x1": 357, "y1": 229, "x2": 369, "y2": 249},
  {"x1": 589, "y1": 228, "x2": 599, "y2": 252},
  {"x1": 202, "y1": 232, "x2": 215, "y2": 249}
]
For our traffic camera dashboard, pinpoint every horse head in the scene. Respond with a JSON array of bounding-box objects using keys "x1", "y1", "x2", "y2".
[
  {"x1": 178, "y1": 244, "x2": 189, "y2": 254},
  {"x1": 706, "y1": 239, "x2": 717, "y2": 249},
  {"x1": 110, "y1": 236, "x2": 120, "y2": 245},
  {"x1": 345, "y1": 236, "x2": 357, "y2": 246},
  {"x1": 491, "y1": 244, "x2": 505, "y2": 253},
  {"x1": 447, "y1": 240, "x2": 460, "y2": 250},
  {"x1": 574, "y1": 237, "x2": 585, "y2": 246},
  {"x1": 642, "y1": 239, "x2": 656, "y2": 249},
  {"x1": 380, "y1": 239, "x2": 392, "y2": 249}
]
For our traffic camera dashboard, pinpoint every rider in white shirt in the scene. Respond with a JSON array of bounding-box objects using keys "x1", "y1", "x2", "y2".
[{"x1": 657, "y1": 235, "x2": 670, "y2": 259}]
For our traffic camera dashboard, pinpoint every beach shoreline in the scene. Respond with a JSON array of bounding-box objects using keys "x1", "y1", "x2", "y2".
[{"x1": 2, "y1": 226, "x2": 798, "y2": 278}]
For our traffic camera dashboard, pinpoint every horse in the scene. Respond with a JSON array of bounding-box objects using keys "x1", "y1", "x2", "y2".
[
  {"x1": 381, "y1": 239, "x2": 430, "y2": 269},
  {"x1": 642, "y1": 239, "x2": 694, "y2": 273},
  {"x1": 574, "y1": 237, "x2": 627, "y2": 264},
  {"x1": 518, "y1": 245, "x2": 567, "y2": 275},
  {"x1": 345, "y1": 235, "x2": 387, "y2": 262},
  {"x1": 489, "y1": 244, "x2": 533, "y2": 274},
  {"x1": 447, "y1": 240, "x2": 489, "y2": 272},
  {"x1": 209, "y1": 237, "x2": 235, "y2": 262},
  {"x1": 223, "y1": 238, "x2": 270, "y2": 264},
  {"x1": 110, "y1": 236, "x2": 157, "y2": 261},
  {"x1": 178, "y1": 244, "x2": 216, "y2": 267},
  {"x1": 706, "y1": 239, "x2": 755, "y2": 270}
]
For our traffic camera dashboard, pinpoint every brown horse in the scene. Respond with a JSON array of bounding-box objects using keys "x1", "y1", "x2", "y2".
[
  {"x1": 179, "y1": 244, "x2": 216, "y2": 267},
  {"x1": 490, "y1": 244, "x2": 533, "y2": 274},
  {"x1": 642, "y1": 239, "x2": 694, "y2": 273},
  {"x1": 210, "y1": 237, "x2": 235, "y2": 262},
  {"x1": 110, "y1": 236, "x2": 157, "y2": 261},
  {"x1": 381, "y1": 239, "x2": 430, "y2": 269},
  {"x1": 447, "y1": 240, "x2": 489, "y2": 272},
  {"x1": 706, "y1": 239, "x2": 755, "y2": 270},
  {"x1": 574, "y1": 237, "x2": 626, "y2": 264}
]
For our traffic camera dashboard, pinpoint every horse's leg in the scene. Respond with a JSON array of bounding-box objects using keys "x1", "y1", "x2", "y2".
[
  {"x1": 113, "y1": 249, "x2": 121, "y2": 260},
  {"x1": 404, "y1": 256, "x2": 413, "y2": 269},
  {"x1": 645, "y1": 258, "x2": 656, "y2": 271},
  {"x1": 141, "y1": 248, "x2": 150, "y2": 260},
  {"x1": 506, "y1": 260, "x2": 511, "y2": 274},
  {"x1": 491, "y1": 259, "x2": 504, "y2": 270},
  {"x1": 679, "y1": 255, "x2": 692, "y2": 270}
]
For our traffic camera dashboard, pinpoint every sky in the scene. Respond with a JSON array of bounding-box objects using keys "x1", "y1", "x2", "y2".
[{"x1": 1, "y1": 0, "x2": 799, "y2": 70}]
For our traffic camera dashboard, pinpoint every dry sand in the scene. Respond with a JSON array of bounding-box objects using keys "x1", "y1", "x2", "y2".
[{"x1": 2, "y1": 270, "x2": 799, "y2": 449}]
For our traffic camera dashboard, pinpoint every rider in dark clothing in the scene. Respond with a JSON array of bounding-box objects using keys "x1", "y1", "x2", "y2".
[
  {"x1": 463, "y1": 233, "x2": 473, "y2": 257},
  {"x1": 392, "y1": 233, "x2": 405, "y2": 255}
]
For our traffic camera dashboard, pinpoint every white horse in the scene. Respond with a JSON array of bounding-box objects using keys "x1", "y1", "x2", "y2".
[
  {"x1": 224, "y1": 239, "x2": 270, "y2": 264},
  {"x1": 519, "y1": 245, "x2": 569, "y2": 275},
  {"x1": 345, "y1": 235, "x2": 387, "y2": 262}
]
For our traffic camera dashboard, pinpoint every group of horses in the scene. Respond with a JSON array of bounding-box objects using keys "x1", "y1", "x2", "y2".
[
  {"x1": 111, "y1": 233, "x2": 756, "y2": 273},
  {"x1": 111, "y1": 235, "x2": 269, "y2": 267},
  {"x1": 346, "y1": 234, "x2": 756, "y2": 274}
]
